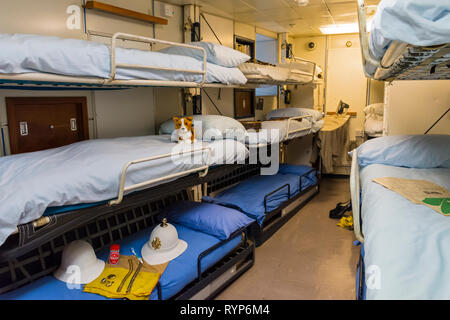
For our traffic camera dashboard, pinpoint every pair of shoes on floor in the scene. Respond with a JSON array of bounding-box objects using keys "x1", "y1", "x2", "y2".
[{"x1": 329, "y1": 201, "x2": 352, "y2": 219}]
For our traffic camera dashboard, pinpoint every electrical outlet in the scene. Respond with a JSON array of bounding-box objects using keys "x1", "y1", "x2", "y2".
[{"x1": 161, "y1": 4, "x2": 175, "y2": 17}]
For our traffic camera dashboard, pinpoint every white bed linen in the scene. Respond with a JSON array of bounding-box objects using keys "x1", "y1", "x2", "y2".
[
  {"x1": 246, "y1": 118, "x2": 313, "y2": 145},
  {"x1": 361, "y1": 164, "x2": 450, "y2": 299},
  {"x1": 369, "y1": 0, "x2": 450, "y2": 60},
  {"x1": 0, "y1": 135, "x2": 249, "y2": 245},
  {"x1": 0, "y1": 34, "x2": 247, "y2": 85}
]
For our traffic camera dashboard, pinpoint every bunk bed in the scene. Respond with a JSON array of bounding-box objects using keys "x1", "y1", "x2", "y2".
[
  {"x1": 239, "y1": 57, "x2": 319, "y2": 85},
  {"x1": 357, "y1": 0, "x2": 450, "y2": 81},
  {"x1": 0, "y1": 200, "x2": 255, "y2": 300},
  {"x1": 204, "y1": 164, "x2": 320, "y2": 246},
  {"x1": 351, "y1": 135, "x2": 450, "y2": 299},
  {"x1": 0, "y1": 33, "x2": 249, "y2": 89}
]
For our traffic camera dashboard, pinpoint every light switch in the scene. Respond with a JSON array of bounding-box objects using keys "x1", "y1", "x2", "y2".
[{"x1": 161, "y1": 4, "x2": 175, "y2": 17}]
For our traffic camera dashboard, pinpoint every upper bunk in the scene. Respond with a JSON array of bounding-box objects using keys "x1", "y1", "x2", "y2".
[
  {"x1": 357, "y1": 0, "x2": 450, "y2": 81},
  {"x1": 238, "y1": 57, "x2": 321, "y2": 86},
  {"x1": 0, "y1": 32, "x2": 250, "y2": 90}
]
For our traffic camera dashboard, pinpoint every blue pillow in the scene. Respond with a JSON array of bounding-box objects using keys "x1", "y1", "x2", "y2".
[
  {"x1": 159, "y1": 41, "x2": 250, "y2": 68},
  {"x1": 354, "y1": 135, "x2": 450, "y2": 168},
  {"x1": 159, "y1": 201, "x2": 254, "y2": 240}
]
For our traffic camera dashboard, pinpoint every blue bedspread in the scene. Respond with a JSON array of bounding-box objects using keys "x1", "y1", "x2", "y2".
[
  {"x1": 203, "y1": 173, "x2": 307, "y2": 225},
  {"x1": 360, "y1": 164, "x2": 450, "y2": 300},
  {"x1": 0, "y1": 223, "x2": 241, "y2": 300}
]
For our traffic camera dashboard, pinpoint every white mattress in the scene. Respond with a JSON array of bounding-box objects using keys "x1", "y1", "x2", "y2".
[
  {"x1": 239, "y1": 61, "x2": 318, "y2": 83},
  {"x1": 0, "y1": 34, "x2": 247, "y2": 85},
  {"x1": 0, "y1": 135, "x2": 249, "y2": 245},
  {"x1": 369, "y1": 0, "x2": 450, "y2": 60},
  {"x1": 246, "y1": 118, "x2": 313, "y2": 146}
]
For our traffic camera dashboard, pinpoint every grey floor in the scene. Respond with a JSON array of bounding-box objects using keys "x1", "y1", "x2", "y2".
[{"x1": 215, "y1": 177, "x2": 359, "y2": 300}]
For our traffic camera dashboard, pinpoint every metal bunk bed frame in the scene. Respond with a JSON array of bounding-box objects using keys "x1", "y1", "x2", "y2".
[
  {"x1": 249, "y1": 168, "x2": 320, "y2": 246},
  {"x1": 0, "y1": 163, "x2": 260, "y2": 296},
  {"x1": 0, "y1": 32, "x2": 246, "y2": 90},
  {"x1": 357, "y1": 0, "x2": 450, "y2": 81}
]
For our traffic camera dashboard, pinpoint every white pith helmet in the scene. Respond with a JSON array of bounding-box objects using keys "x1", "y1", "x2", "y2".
[
  {"x1": 54, "y1": 240, "x2": 105, "y2": 284},
  {"x1": 141, "y1": 218, "x2": 187, "y2": 265}
]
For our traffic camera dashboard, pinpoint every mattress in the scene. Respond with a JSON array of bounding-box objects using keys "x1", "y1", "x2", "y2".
[
  {"x1": 0, "y1": 34, "x2": 247, "y2": 85},
  {"x1": 369, "y1": 0, "x2": 450, "y2": 60},
  {"x1": 0, "y1": 223, "x2": 242, "y2": 300},
  {"x1": 360, "y1": 164, "x2": 450, "y2": 299},
  {"x1": 203, "y1": 171, "x2": 317, "y2": 225},
  {"x1": 246, "y1": 118, "x2": 313, "y2": 146},
  {"x1": 0, "y1": 135, "x2": 249, "y2": 245},
  {"x1": 239, "y1": 62, "x2": 317, "y2": 84}
]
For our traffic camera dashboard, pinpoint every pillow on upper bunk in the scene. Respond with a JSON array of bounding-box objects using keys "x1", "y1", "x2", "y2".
[
  {"x1": 159, "y1": 115, "x2": 247, "y2": 142},
  {"x1": 159, "y1": 201, "x2": 254, "y2": 240},
  {"x1": 266, "y1": 108, "x2": 324, "y2": 122},
  {"x1": 159, "y1": 41, "x2": 250, "y2": 68},
  {"x1": 354, "y1": 135, "x2": 450, "y2": 169}
]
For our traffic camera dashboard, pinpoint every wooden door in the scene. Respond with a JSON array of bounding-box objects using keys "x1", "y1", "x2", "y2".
[
  {"x1": 234, "y1": 89, "x2": 255, "y2": 119},
  {"x1": 6, "y1": 97, "x2": 89, "y2": 154}
]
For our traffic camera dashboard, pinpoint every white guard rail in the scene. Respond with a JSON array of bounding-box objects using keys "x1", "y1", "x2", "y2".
[
  {"x1": 285, "y1": 115, "x2": 313, "y2": 140},
  {"x1": 350, "y1": 149, "x2": 364, "y2": 242},
  {"x1": 288, "y1": 56, "x2": 317, "y2": 83},
  {"x1": 109, "y1": 146, "x2": 212, "y2": 206},
  {"x1": 108, "y1": 32, "x2": 207, "y2": 87}
]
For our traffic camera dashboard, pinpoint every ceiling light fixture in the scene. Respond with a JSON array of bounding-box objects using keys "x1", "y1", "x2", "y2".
[
  {"x1": 294, "y1": 0, "x2": 309, "y2": 6},
  {"x1": 319, "y1": 20, "x2": 373, "y2": 35}
]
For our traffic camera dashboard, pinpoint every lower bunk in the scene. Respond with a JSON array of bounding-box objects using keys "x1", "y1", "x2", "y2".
[
  {"x1": 0, "y1": 191, "x2": 256, "y2": 300},
  {"x1": 204, "y1": 164, "x2": 320, "y2": 246}
]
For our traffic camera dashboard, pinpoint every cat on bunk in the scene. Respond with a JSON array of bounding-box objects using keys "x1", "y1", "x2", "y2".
[{"x1": 172, "y1": 116, "x2": 196, "y2": 144}]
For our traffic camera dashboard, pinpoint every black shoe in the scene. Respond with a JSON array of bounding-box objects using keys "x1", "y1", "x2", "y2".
[{"x1": 329, "y1": 202, "x2": 352, "y2": 219}]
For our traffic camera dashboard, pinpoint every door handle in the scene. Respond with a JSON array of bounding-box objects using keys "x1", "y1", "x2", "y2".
[{"x1": 70, "y1": 118, "x2": 77, "y2": 131}]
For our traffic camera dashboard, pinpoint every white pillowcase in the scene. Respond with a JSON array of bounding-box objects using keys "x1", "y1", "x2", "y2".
[
  {"x1": 159, "y1": 41, "x2": 250, "y2": 68},
  {"x1": 159, "y1": 115, "x2": 247, "y2": 142}
]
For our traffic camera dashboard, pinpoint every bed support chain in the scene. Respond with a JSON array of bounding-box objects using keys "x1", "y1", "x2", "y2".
[{"x1": 109, "y1": 146, "x2": 212, "y2": 206}]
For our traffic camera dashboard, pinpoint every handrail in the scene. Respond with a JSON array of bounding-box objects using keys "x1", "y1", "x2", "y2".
[
  {"x1": 291, "y1": 56, "x2": 317, "y2": 83},
  {"x1": 356, "y1": 0, "x2": 384, "y2": 78},
  {"x1": 264, "y1": 184, "x2": 291, "y2": 213},
  {"x1": 350, "y1": 149, "x2": 364, "y2": 242},
  {"x1": 108, "y1": 32, "x2": 207, "y2": 86},
  {"x1": 109, "y1": 146, "x2": 212, "y2": 206},
  {"x1": 285, "y1": 115, "x2": 313, "y2": 140}
]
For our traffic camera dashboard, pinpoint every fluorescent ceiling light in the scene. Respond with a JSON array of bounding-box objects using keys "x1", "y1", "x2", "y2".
[{"x1": 319, "y1": 20, "x2": 373, "y2": 35}]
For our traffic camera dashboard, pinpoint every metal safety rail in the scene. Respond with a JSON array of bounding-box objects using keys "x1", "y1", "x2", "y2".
[
  {"x1": 286, "y1": 56, "x2": 317, "y2": 84},
  {"x1": 357, "y1": 0, "x2": 450, "y2": 81},
  {"x1": 109, "y1": 146, "x2": 212, "y2": 205},
  {"x1": 0, "y1": 32, "x2": 215, "y2": 89},
  {"x1": 350, "y1": 149, "x2": 364, "y2": 243},
  {"x1": 285, "y1": 115, "x2": 313, "y2": 140}
]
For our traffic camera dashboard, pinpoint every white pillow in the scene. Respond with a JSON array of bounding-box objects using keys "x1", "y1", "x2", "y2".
[
  {"x1": 159, "y1": 41, "x2": 250, "y2": 68},
  {"x1": 159, "y1": 115, "x2": 247, "y2": 142},
  {"x1": 266, "y1": 107, "x2": 323, "y2": 122}
]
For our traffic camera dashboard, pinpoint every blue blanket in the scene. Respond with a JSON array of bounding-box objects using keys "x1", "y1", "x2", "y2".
[
  {"x1": 203, "y1": 173, "x2": 304, "y2": 225},
  {"x1": 0, "y1": 223, "x2": 241, "y2": 300}
]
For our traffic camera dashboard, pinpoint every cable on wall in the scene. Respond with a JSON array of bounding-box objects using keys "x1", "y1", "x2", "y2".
[
  {"x1": 203, "y1": 89, "x2": 223, "y2": 115},
  {"x1": 424, "y1": 107, "x2": 450, "y2": 134},
  {"x1": 200, "y1": 13, "x2": 222, "y2": 45}
]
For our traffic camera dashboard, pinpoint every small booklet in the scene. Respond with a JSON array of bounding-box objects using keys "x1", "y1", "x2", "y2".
[{"x1": 372, "y1": 177, "x2": 450, "y2": 216}]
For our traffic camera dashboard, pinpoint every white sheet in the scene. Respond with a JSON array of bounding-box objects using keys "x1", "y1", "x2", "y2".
[
  {"x1": 369, "y1": 0, "x2": 450, "y2": 60},
  {"x1": 361, "y1": 164, "x2": 450, "y2": 299},
  {"x1": 0, "y1": 34, "x2": 247, "y2": 85},
  {"x1": 246, "y1": 118, "x2": 313, "y2": 145},
  {"x1": 0, "y1": 135, "x2": 249, "y2": 245},
  {"x1": 239, "y1": 62, "x2": 318, "y2": 83}
]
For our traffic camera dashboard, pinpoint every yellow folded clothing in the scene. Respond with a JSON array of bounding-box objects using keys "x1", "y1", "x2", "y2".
[
  {"x1": 337, "y1": 216, "x2": 353, "y2": 230},
  {"x1": 84, "y1": 255, "x2": 168, "y2": 300}
]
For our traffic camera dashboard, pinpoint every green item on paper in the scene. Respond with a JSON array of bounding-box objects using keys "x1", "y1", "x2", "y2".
[{"x1": 423, "y1": 198, "x2": 450, "y2": 215}]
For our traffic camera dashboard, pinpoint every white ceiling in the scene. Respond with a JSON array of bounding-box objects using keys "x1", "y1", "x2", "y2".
[{"x1": 163, "y1": 0, "x2": 380, "y2": 37}]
